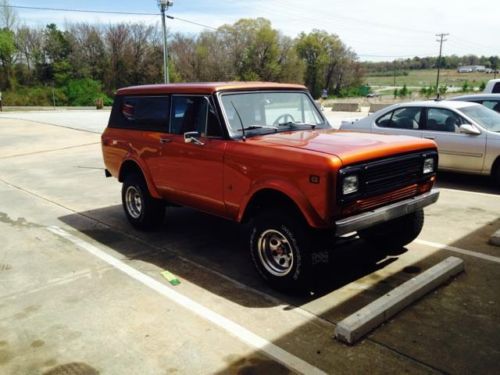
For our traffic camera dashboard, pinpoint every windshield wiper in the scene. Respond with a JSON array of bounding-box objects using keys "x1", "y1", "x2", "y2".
[
  {"x1": 237, "y1": 125, "x2": 278, "y2": 132},
  {"x1": 277, "y1": 121, "x2": 317, "y2": 130}
]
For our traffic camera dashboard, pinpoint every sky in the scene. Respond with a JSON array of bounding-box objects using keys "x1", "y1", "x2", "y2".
[{"x1": 7, "y1": 0, "x2": 499, "y2": 61}]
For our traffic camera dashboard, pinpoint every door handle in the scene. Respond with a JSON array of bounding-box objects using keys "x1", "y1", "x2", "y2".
[
  {"x1": 160, "y1": 138, "x2": 172, "y2": 144},
  {"x1": 424, "y1": 136, "x2": 435, "y2": 140}
]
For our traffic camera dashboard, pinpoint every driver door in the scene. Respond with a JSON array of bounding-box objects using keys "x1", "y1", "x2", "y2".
[{"x1": 157, "y1": 95, "x2": 227, "y2": 216}]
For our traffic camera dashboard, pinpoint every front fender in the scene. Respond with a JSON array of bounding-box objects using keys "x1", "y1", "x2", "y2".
[{"x1": 237, "y1": 178, "x2": 328, "y2": 228}]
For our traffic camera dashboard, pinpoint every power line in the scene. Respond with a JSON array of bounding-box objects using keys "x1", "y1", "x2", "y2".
[
  {"x1": 7, "y1": 5, "x2": 157, "y2": 16},
  {"x1": 166, "y1": 15, "x2": 217, "y2": 31},
  {"x1": 7, "y1": 4, "x2": 218, "y2": 30}
]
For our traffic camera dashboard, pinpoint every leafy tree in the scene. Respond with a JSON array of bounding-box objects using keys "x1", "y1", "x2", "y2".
[
  {"x1": 64, "y1": 78, "x2": 110, "y2": 106},
  {"x1": 0, "y1": 28, "x2": 16, "y2": 88},
  {"x1": 296, "y1": 30, "x2": 361, "y2": 98}
]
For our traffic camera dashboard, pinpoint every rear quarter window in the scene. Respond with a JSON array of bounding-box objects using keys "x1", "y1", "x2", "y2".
[{"x1": 108, "y1": 95, "x2": 170, "y2": 131}]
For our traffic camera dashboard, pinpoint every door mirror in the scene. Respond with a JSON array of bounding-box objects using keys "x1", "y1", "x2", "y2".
[
  {"x1": 184, "y1": 131, "x2": 205, "y2": 145},
  {"x1": 459, "y1": 124, "x2": 481, "y2": 135}
]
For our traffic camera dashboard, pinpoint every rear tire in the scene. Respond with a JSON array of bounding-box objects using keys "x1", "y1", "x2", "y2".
[
  {"x1": 358, "y1": 209, "x2": 424, "y2": 251},
  {"x1": 249, "y1": 210, "x2": 313, "y2": 292},
  {"x1": 122, "y1": 173, "x2": 165, "y2": 230}
]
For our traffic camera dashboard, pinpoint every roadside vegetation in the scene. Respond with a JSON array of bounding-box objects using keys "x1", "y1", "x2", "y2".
[
  {"x1": 0, "y1": 1, "x2": 362, "y2": 105},
  {"x1": 1, "y1": 0, "x2": 499, "y2": 105}
]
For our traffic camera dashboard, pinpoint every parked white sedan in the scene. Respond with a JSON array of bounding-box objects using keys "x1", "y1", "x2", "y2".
[{"x1": 340, "y1": 100, "x2": 500, "y2": 185}]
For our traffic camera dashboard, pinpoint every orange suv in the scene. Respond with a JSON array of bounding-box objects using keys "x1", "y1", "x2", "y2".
[{"x1": 102, "y1": 82, "x2": 439, "y2": 291}]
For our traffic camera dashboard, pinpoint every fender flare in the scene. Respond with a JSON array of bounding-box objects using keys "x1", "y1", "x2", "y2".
[
  {"x1": 237, "y1": 178, "x2": 327, "y2": 228},
  {"x1": 118, "y1": 156, "x2": 161, "y2": 199}
]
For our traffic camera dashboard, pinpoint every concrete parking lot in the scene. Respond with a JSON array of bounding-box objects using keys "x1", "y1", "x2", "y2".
[{"x1": 0, "y1": 110, "x2": 499, "y2": 374}]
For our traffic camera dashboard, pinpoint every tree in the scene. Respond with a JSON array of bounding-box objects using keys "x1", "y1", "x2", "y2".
[
  {"x1": 296, "y1": 30, "x2": 362, "y2": 98},
  {"x1": 0, "y1": 0, "x2": 17, "y2": 30},
  {"x1": 0, "y1": 28, "x2": 15, "y2": 88}
]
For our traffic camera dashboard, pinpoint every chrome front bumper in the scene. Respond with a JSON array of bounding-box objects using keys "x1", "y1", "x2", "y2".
[{"x1": 335, "y1": 189, "x2": 440, "y2": 236}]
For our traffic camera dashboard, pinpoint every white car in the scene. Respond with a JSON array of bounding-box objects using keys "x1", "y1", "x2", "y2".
[{"x1": 340, "y1": 100, "x2": 500, "y2": 185}]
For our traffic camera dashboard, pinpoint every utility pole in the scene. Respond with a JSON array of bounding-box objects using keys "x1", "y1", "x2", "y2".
[
  {"x1": 393, "y1": 61, "x2": 396, "y2": 87},
  {"x1": 435, "y1": 33, "x2": 449, "y2": 97},
  {"x1": 158, "y1": 0, "x2": 174, "y2": 84}
]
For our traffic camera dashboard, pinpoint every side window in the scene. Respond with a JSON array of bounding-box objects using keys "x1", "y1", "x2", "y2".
[
  {"x1": 376, "y1": 107, "x2": 421, "y2": 129},
  {"x1": 170, "y1": 96, "x2": 208, "y2": 136},
  {"x1": 111, "y1": 96, "x2": 170, "y2": 130},
  {"x1": 482, "y1": 100, "x2": 500, "y2": 113},
  {"x1": 493, "y1": 83, "x2": 500, "y2": 94},
  {"x1": 206, "y1": 102, "x2": 223, "y2": 137},
  {"x1": 426, "y1": 108, "x2": 464, "y2": 133}
]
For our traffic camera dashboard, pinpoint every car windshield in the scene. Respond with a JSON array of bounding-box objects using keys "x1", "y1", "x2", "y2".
[
  {"x1": 460, "y1": 105, "x2": 500, "y2": 132},
  {"x1": 220, "y1": 91, "x2": 328, "y2": 137}
]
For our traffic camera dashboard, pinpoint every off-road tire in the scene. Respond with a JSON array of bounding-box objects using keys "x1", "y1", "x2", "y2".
[
  {"x1": 358, "y1": 209, "x2": 424, "y2": 251},
  {"x1": 122, "y1": 173, "x2": 165, "y2": 230},
  {"x1": 249, "y1": 210, "x2": 313, "y2": 292}
]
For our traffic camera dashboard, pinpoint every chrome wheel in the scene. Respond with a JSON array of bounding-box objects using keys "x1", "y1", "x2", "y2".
[
  {"x1": 125, "y1": 186, "x2": 143, "y2": 219},
  {"x1": 257, "y1": 229, "x2": 294, "y2": 277}
]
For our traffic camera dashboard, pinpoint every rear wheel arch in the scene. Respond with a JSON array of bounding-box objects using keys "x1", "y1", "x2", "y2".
[{"x1": 118, "y1": 160, "x2": 161, "y2": 199}]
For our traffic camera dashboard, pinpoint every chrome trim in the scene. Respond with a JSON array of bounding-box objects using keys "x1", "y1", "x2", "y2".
[
  {"x1": 257, "y1": 229, "x2": 294, "y2": 277},
  {"x1": 335, "y1": 189, "x2": 440, "y2": 236}
]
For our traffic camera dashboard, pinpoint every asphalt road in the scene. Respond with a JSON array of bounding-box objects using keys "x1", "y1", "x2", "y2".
[{"x1": 0, "y1": 112, "x2": 499, "y2": 374}]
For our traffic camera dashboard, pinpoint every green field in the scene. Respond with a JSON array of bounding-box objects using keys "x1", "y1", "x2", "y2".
[{"x1": 365, "y1": 69, "x2": 496, "y2": 89}]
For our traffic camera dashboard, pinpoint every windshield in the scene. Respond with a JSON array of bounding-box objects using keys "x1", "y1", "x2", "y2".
[
  {"x1": 220, "y1": 91, "x2": 329, "y2": 137},
  {"x1": 460, "y1": 105, "x2": 500, "y2": 132}
]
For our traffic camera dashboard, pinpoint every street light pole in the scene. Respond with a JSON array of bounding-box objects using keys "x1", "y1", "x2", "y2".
[{"x1": 158, "y1": 0, "x2": 173, "y2": 84}]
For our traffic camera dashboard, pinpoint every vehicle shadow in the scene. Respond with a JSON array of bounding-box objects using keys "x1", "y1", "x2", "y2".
[
  {"x1": 59, "y1": 204, "x2": 500, "y2": 373},
  {"x1": 59, "y1": 205, "x2": 408, "y2": 309},
  {"x1": 435, "y1": 171, "x2": 498, "y2": 195}
]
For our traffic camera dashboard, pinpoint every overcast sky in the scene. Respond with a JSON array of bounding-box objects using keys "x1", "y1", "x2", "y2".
[{"x1": 10, "y1": 0, "x2": 499, "y2": 61}]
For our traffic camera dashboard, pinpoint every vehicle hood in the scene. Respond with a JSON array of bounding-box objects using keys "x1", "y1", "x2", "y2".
[{"x1": 250, "y1": 129, "x2": 436, "y2": 165}]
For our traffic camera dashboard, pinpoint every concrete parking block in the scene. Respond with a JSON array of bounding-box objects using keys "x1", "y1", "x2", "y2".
[
  {"x1": 334, "y1": 256, "x2": 465, "y2": 345},
  {"x1": 490, "y1": 230, "x2": 500, "y2": 246}
]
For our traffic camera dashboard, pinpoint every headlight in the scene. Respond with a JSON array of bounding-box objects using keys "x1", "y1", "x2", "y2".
[
  {"x1": 343, "y1": 175, "x2": 359, "y2": 195},
  {"x1": 423, "y1": 157, "x2": 435, "y2": 174}
]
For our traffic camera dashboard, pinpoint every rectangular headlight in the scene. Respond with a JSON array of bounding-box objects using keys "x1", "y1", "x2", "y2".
[
  {"x1": 343, "y1": 175, "x2": 359, "y2": 195},
  {"x1": 423, "y1": 157, "x2": 435, "y2": 174}
]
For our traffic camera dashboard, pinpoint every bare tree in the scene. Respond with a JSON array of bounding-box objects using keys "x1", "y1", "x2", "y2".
[{"x1": 0, "y1": 0, "x2": 17, "y2": 30}]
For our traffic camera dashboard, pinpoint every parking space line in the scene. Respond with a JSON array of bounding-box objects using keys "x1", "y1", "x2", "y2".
[
  {"x1": 416, "y1": 239, "x2": 500, "y2": 264},
  {"x1": 47, "y1": 226, "x2": 326, "y2": 375},
  {"x1": 439, "y1": 187, "x2": 499, "y2": 198}
]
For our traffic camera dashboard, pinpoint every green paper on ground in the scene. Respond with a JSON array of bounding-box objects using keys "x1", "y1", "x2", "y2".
[{"x1": 161, "y1": 270, "x2": 181, "y2": 286}]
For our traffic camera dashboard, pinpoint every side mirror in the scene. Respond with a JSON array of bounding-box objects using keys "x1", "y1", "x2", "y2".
[
  {"x1": 184, "y1": 131, "x2": 205, "y2": 145},
  {"x1": 459, "y1": 124, "x2": 481, "y2": 135}
]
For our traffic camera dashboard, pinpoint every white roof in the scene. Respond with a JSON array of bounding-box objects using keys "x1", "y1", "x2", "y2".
[{"x1": 386, "y1": 100, "x2": 480, "y2": 110}]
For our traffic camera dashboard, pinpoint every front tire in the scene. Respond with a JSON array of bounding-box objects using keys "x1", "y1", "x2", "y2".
[
  {"x1": 358, "y1": 209, "x2": 424, "y2": 251},
  {"x1": 249, "y1": 210, "x2": 312, "y2": 292},
  {"x1": 122, "y1": 174, "x2": 165, "y2": 230}
]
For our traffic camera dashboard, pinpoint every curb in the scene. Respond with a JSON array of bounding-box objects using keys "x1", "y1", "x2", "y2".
[{"x1": 490, "y1": 230, "x2": 500, "y2": 247}]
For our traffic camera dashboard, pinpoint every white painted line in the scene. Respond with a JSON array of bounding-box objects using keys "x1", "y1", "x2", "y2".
[
  {"x1": 416, "y1": 239, "x2": 500, "y2": 264},
  {"x1": 334, "y1": 256, "x2": 464, "y2": 345},
  {"x1": 47, "y1": 226, "x2": 326, "y2": 375}
]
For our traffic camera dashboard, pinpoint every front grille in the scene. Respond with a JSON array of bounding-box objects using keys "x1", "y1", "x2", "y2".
[
  {"x1": 338, "y1": 150, "x2": 437, "y2": 205},
  {"x1": 341, "y1": 184, "x2": 420, "y2": 217},
  {"x1": 363, "y1": 154, "x2": 422, "y2": 194}
]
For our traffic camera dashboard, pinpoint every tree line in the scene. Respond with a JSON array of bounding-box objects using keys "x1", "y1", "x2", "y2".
[
  {"x1": 0, "y1": 3, "x2": 363, "y2": 105},
  {"x1": 364, "y1": 55, "x2": 499, "y2": 74}
]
